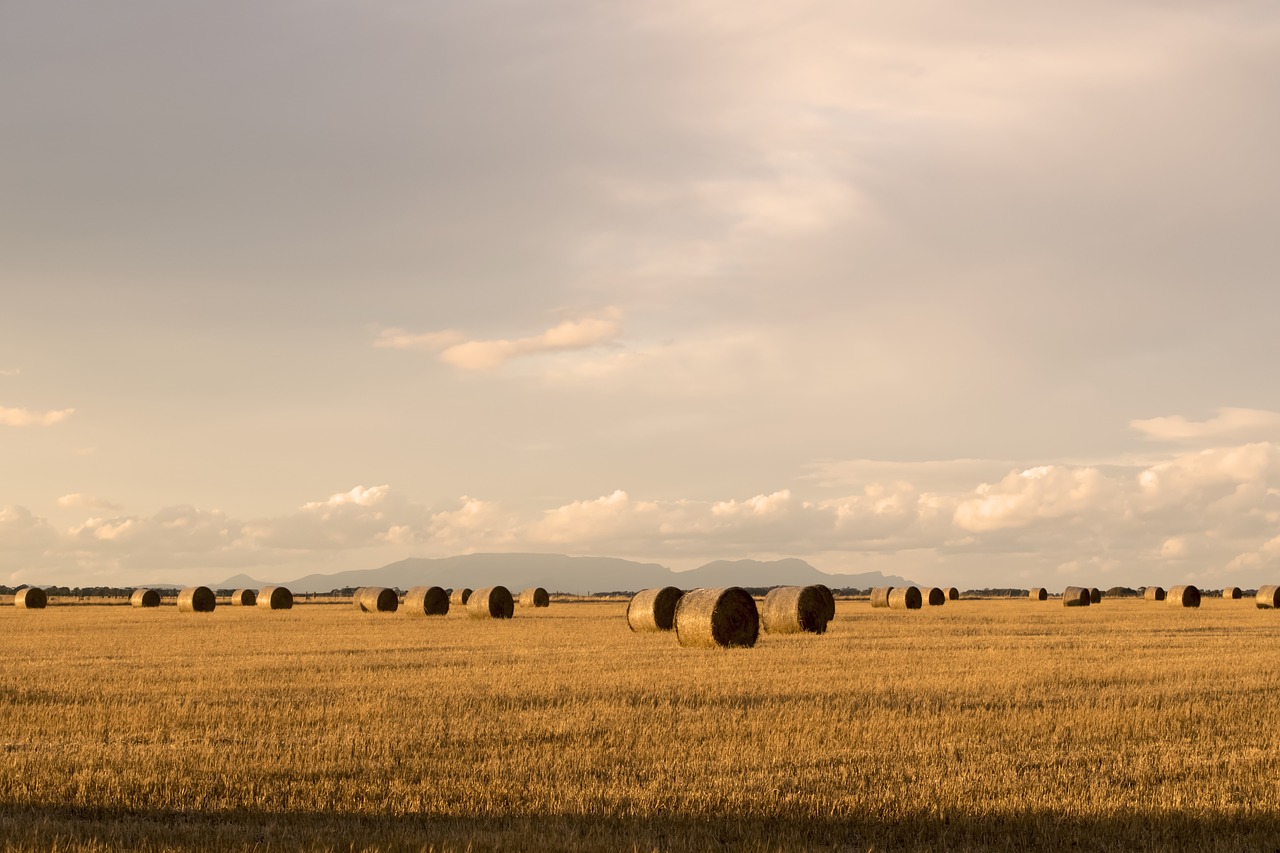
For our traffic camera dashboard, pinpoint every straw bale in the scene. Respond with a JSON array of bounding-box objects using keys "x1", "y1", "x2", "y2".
[
  {"x1": 870, "y1": 587, "x2": 895, "y2": 608},
  {"x1": 520, "y1": 587, "x2": 550, "y2": 608},
  {"x1": 814, "y1": 584, "x2": 836, "y2": 621},
  {"x1": 1222, "y1": 586, "x2": 1242, "y2": 600},
  {"x1": 1062, "y1": 586, "x2": 1091, "y2": 607},
  {"x1": 1168, "y1": 585, "x2": 1201, "y2": 608},
  {"x1": 468, "y1": 586, "x2": 514, "y2": 619},
  {"x1": 352, "y1": 588, "x2": 367, "y2": 610},
  {"x1": 257, "y1": 586, "x2": 293, "y2": 610},
  {"x1": 14, "y1": 587, "x2": 46, "y2": 609},
  {"x1": 1256, "y1": 585, "x2": 1280, "y2": 609},
  {"x1": 674, "y1": 587, "x2": 759, "y2": 648},
  {"x1": 449, "y1": 588, "x2": 473, "y2": 606},
  {"x1": 177, "y1": 586, "x2": 215, "y2": 613},
  {"x1": 1144, "y1": 586, "x2": 1166, "y2": 602},
  {"x1": 946, "y1": 587, "x2": 960, "y2": 601},
  {"x1": 130, "y1": 588, "x2": 160, "y2": 608},
  {"x1": 231, "y1": 588, "x2": 257, "y2": 607},
  {"x1": 404, "y1": 586, "x2": 449, "y2": 616},
  {"x1": 360, "y1": 587, "x2": 399, "y2": 613},
  {"x1": 1029, "y1": 587, "x2": 1047, "y2": 601},
  {"x1": 627, "y1": 587, "x2": 683, "y2": 632},
  {"x1": 1089, "y1": 588, "x2": 1102, "y2": 604},
  {"x1": 924, "y1": 587, "x2": 945, "y2": 606},
  {"x1": 889, "y1": 587, "x2": 922, "y2": 610},
  {"x1": 761, "y1": 586, "x2": 828, "y2": 634}
]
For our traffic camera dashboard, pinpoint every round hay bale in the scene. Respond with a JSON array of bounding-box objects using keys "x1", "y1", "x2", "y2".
[
  {"x1": 761, "y1": 586, "x2": 828, "y2": 634},
  {"x1": 1223, "y1": 586, "x2": 1243, "y2": 600},
  {"x1": 813, "y1": 584, "x2": 836, "y2": 621},
  {"x1": 1062, "y1": 586, "x2": 1091, "y2": 607},
  {"x1": 520, "y1": 587, "x2": 549, "y2": 608},
  {"x1": 889, "y1": 587, "x2": 922, "y2": 610},
  {"x1": 449, "y1": 587, "x2": 472, "y2": 606},
  {"x1": 1029, "y1": 587, "x2": 1047, "y2": 601},
  {"x1": 131, "y1": 588, "x2": 161, "y2": 608},
  {"x1": 468, "y1": 586, "x2": 514, "y2": 619},
  {"x1": 404, "y1": 585, "x2": 450, "y2": 616},
  {"x1": 1256, "y1": 585, "x2": 1280, "y2": 609},
  {"x1": 1168, "y1": 585, "x2": 1200, "y2": 608},
  {"x1": 257, "y1": 586, "x2": 293, "y2": 610},
  {"x1": 1089, "y1": 587, "x2": 1102, "y2": 604},
  {"x1": 177, "y1": 586, "x2": 215, "y2": 613},
  {"x1": 231, "y1": 588, "x2": 257, "y2": 607},
  {"x1": 674, "y1": 587, "x2": 759, "y2": 648},
  {"x1": 946, "y1": 587, "x2": 960, "y2": 601},
  {"x1": 627, "y1": 587, "x2": 683, "y2": 632},
  {"x1": 924, "y1": 587, "x2": 945, "y2": 606},
  {"x1": 351, "y1": 588, "x2": 367, "y2": 611},
  {"x1": 14, "y1": 587, "x2": 47, "y2": 609},
  {"x1": 1144, "y1": 586, "x2": 1166, "y2": 602},
  {"x1": 360, "y1": 587, "x2": 399, "y2": 613},
  {"x1": 870, "y1": 587, "x2": 894, "y2": 608}
]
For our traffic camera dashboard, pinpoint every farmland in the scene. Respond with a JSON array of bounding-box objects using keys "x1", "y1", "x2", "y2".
[{"x1": 1, "y1": 597, "x2": 1279, "y2": 851}]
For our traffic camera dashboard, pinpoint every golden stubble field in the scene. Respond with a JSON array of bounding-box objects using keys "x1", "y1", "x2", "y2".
[{"x1": 2, "y1": 597, "x2": 1279, "y2": 851}]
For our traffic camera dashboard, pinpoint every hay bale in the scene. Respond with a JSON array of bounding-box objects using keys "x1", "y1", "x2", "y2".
[
  {"x1": 351, "y1": 588, "x2": 366, "y2": 610},
  {"x1": 674, "y1": 587, "x2": 759, "y2": 648},
  {"x1": 14, "y1": 587, "x2": 47, "y2": 609},
  {"x1": 814, "y1": 584, "x2": 836, "y2": 621},
  {"x1": 1029, "y1": 587, "x2": 1047, "y2": 601},
  {"x1": 360, "y1": 587, "x2": 399, "y2": 613},
  {"x1": 1062, "y1": 586, "x2": 1091, "y2": 607},
  {"x1": 1256, "y1": 585, "x2": 1280, "y2": 609},
  {"x1": 449, "y1": 587, "x2": 473, "y2": 606},
  {"x1": 627, "y1": 587, "x2": 684, "y2": 632},
  {"x1": 468, "y1": 586, "x2": 514, "y2": 619},
  {"x1": 1144, "y1": 586, "x2": 1166, "y2": 602},
  {"x1": 761, "y1": 586, "x2": 828, "y2": 634},
  {"x1": 1168, "y1": 585, "x2": 1201, "y2": 608},
  {"x1": 130, "y1": 588, "x2": 160, "y2": 608},
  {"x1": 946, "y1": 587, "x2": 960, "y2": 601},
  {"x1": 870, "y1": 587, "x2": 895, "y2": 608},
  {"x1": 1223, "y1": 586, "x2": 1243, "y2": 600},
  {"x1": 889, "y1": 587, "x2": 922, "y2": 610},
  {"x1": 404, "y1": 585, "x2": 450, "y2": 616},
  {"x1": 257, "y1": 586, "x2": 293, "y2": 610},
  {"x1": 1089, "y1": 587, "x2": 1102, "y2": 604},
  {"x1": 231, "y1": 588, "x2": 257, "y2": 607},
  {"x1": 177, "y1": 586, "x2": 215, "y2": 613},
  {"x1": 924, "y1": 587, "x2": 945, "y2": 606},
  {"x1": 520, "y1": 587, "x2": 549, "y2": 608}
]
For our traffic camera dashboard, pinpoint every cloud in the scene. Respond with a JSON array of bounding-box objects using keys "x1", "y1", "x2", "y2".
[
  {"x1": 0, "y1": 368, "x2": 19, "y2": 377},
  {"x1": 0, "y1": 406, "x2": 74, "y2": 426},
  {"x1": 56, "y1": 494, "x2": 122, "y2": 511},
  {"x1": 1131, "y1": 408, "x2": 1280, "y2": 444}
]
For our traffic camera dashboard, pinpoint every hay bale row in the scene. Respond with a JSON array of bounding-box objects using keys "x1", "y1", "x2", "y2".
[
  {"x1": 675, "y1": 587, "x2": 758, "y2": 648},
  {"x1": 1223, "y1": 586, "x2": 1243, "y2": 600},
  {"x1": 761, "y1": 586, "x2": 828, "y2": 634},
  {"x1": 468, "y1": 586, "x2": 514, "y2": 619},
  {"x1": 131, "y1": 588, "x2": 160, "y2": 608},
  {"x1": 520, "y1": 587, "x2": 549, "y2": 608},
  {"x1": 231, "y1": 588, "x2": 257, "y2": 607},
  {"x1": 1257, "y1": 585, "x2": 1280, "y2": 609},
  {"x1": 870, "y1": 587, "x2": 894, "y2": 608},
  {"x1": 1062, "y1": 586, "x2": 1091, "y2": 607},
  {"x1": 1144, "y1": 586, "x2": 1166, "y2": 601},
  {"x1": 177, "y1": 586, "x2": 215, "y2": 613},
  {"x1": 627, "y1": 587, "x2": 684, "y2": 632},
  {"x1": 404, "y1": 585, "x2": 449, "y2": 616},
  {"x1": 14, "y1": 587, "x2": 46, "y2": 609},
  {"x1": 889, "y1": 587, "x2": 922, "y2": 610},
  {"x1": 1029, "y1": 587, "x2": 1047, "y2": 601},
  {"x1": 1168, "y1": 585, "x2": 1200, "y2": 608}
]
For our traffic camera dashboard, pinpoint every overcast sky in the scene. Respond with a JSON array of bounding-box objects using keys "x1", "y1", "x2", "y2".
[{"x1": 4, "y1": 1, "x2": 1280, "y2": 590}]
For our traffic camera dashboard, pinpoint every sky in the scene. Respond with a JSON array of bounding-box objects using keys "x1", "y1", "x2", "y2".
[{"x1": 4, "y1": 1, "x2": 1280, "y2": 590}]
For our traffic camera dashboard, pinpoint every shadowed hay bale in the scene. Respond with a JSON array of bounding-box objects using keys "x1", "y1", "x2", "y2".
[
  {"x1": 1168, "y1": 585, "x2": 1200, "y2": 608},
  {"x1": 131, "y1": 588, "x2": 160, "y2": 608},
  {"x1": 889, "y1": 587, "x2": 922, "y2": 610},
  {"x1": 1063, "y1": 586, "x2": 1091, "y2": 607},
  {"x1": 1089, "y1": 588, "x2": 1102, "y2": 603},
  {"x1": 627, "y1": 587, "x2": 684, "y2": 632},
  {"x1": 1029, "y1": 588, "x2": 1048, "y2": 601},
  {"x1": 257, "y1": 586, "x2": 293, "y2": 610},
  {"x1": 15, "y1": 588, "x2": 47, "y2": 609},
  {"x1": 468, "y1": 586, "x2": 514, "y2": 619},
  {"x1": 924, "y1": 587, "x2": 945, "y2": 606},
  {"x1": 947, "y1": 587, "x2": 960, "y2": 601},
  {"x1": 674, "y1": 587, "x2": 759, "y2": 648},
  {"x1": 352, "y1": 588, "x2": 366, "y2": 610},
  {"x1": 870, "y1": 587, "x2": 895, "y2": 608},
  {"x1": 177, "y1": 586, "x2": 215, "y2": 613},
  {"x1": 1256, "y1": 585, "x2": 1280, "y2": 609},
  {"x1": 231, "y1": 588, "x2": 257, "y2": 607},
  {"x1": 1223, "y1": 586, "x2": 1242, "y2": 600},
  {"x1": 520, "y1": 587, "x2": 549, "y2": 608},
  {"x1": 814, "y1": 584, "x2": 836, "y2": 621},
  {"x1": 1144, "y1": 586, "x2": 1166, "y2": 601},
  {"x1": 360, "y1": 587, "x2": 399, "y2": 613},
  {"x1": 761, "y1": 586, "x2": 828, "y2": 634},
  {"x1": 449, "y1": 588, "x2": 472, "y2": 606},
  {"x1": 404, "y1": 586, "x2": 449, "y2": 616}
]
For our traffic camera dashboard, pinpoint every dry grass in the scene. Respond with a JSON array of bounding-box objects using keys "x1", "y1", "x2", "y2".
[{"x1": 2, "y1": 598, "x2": 1280, "y2": 851}]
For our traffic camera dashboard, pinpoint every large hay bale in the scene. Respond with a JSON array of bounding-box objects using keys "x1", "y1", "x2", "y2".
[
  {"x1": 627, "y1": 587, "x2": 684, "y2": 632},
  {"x1": 674, "y1": 587, "x2": 759, "y2": 648},
  {"x1": 1144, "y1": 586, "x2": 1166, "y2": 602},
  {"x1": 131, "y1": 588, "x2": 161, "y2": 608},
  {"x1": 468, "y1": 586, "x2": 514, "y2": 619},
  {"x1": 14, "y1": 587, "x2": 47, "y2": 609},
  {"x1": 1256, "y1": 585, "x2": 1280, "y2": 609},
  {"x1": 231, "y1": 588, "x2": 257, "y2": 607},
  {"x1": 1223, "y1": 586, "x2": 1243, "y2": 600},
  {"x1": 177, "y1": 586, "x2": 215, "y2": 613},
  {"x1": 360, "y1": 587, "x2": 399, "y2": 613},
  {"x1": 1062, "y1": 586, "x2": 1091, "y2": 607},
  {"x1": 889, "y1": 587, "x2": 922, "y2": 610},
  {"x1": 946, "y1": 587, "x2": 960, "y2": 601},
  {"x1": 1168, "y1": 585, "x2": 1200, "y2": 608},
  {"x1": 761, "y1": 586, "x2": 828, "y2": 634},
  {"x1": 924, "y1": 587, "x2": 945, "y2": 606},
  {"x1": 1089, "y1": 587, "x2": 1102, "y2": 604},
  {"x1": 352, "y1": 588, "x2": 367, "y2": 610},
  {"x1": 520, "y1": 587, "x2": 549, "y2": 608},
  {"x1": 449, "y1": 587, "x2": 473, "y2": 606},
  {"x1": 870, "y1": 587, "x2": 895, "y2": 608},
  {"x1": 814, "y1": 584, "x2": 836, "y2": 621},
  {"x1": 257, "y1": 586, "x2": 293, "y2": 610},
  {"x1": 404, "y1": 586, "x2": 450, "y2": 616},
  {"x1": 1029, "y1": 587, "x2": 1047, "y2": 601}
]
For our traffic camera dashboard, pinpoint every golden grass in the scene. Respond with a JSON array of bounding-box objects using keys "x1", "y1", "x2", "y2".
[{"x1": 1, "y1": 599, "x2": 1279, "y2": 851}]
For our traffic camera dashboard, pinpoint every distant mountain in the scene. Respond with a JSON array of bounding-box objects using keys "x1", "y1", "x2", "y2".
[{"x1": 211, "y1": 553, "x2": 917, "y2": 595}]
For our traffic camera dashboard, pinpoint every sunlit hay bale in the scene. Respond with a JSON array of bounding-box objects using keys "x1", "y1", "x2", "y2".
[
  {"x1": 924, "y1": 587, "x2": 946, "y2": 606},
  {"x1": 870, "y1": 587, "x2": 895, "y2": 608},
  {"x1": 468, "y1": 586, "x2": 515, "y2": 619},
  {"x1": 889, "y1": 587, "x2": 922, "y2": 610},
  {"x1": 1029, "y1": 588, "x2": 1048, "y2": 601},
  {"x1": 946, "y1": 587, "x2": 960, "y2": 601},
  {"x1": 627, "y1": 587, "x2": 684, "y2": 632},
  {"x1": 177, "y1": 586, "x2": 215, "y2": 613},
  {"x1": 674, "y1": 587, "x2": 759, "y2": 648},
  {"x1": 520, "y1": 587, "x2": 550, "y2": 608},
  {"x1": 814, "y1": 584, "x2": 836, "y2": 621},
  {"x1": 1089, "y1": 588, "x2": 1102, "y2": 604},
  {"x1": 1144, "y1": 586, "x2": 1166, "y2": 602},
  {"x1": 1256, "y1": 585, "x2": 1280, "y2": 609},
  {"x1": 14, "y1": 588, "x2": 47, "y2": 609},
  {"x1": 1062, "y1": 586, "x2": 1091, "y2": 607},
  {"x1": 131, "y1": 588, "x2": 161, "y2": 608},
  {"x1": 231, "y1": 589, "x2": 257, "y2": 607},
  {"x1": 257, "y1": 586, "x2": 293, "y2": 610},
  {"x1": 360, "y1": 587, "x2": 399, "y2": 613},
  {"x1": 761, "y1": 586, "x2": 828, "y2": 635},
  {"x1": 449, "y1": 588, "x2": 473, "y2": 606},
  {"x1": 404, "y1": 586, "x2": 449, "y2": 617},
  {"x1": 352, "y1": 588, "x2": 367, "y2": 611},
  {"x1": 1167, "y1": 585, "x2": 1200, "y2": 608},
  {"x1": 1223, "y1": 586, "x2": 1243, "y2": 600}
]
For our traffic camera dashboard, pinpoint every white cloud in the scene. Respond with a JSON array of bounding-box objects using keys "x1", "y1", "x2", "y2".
[
  {"x1": 0, "y1": 406, "x2": 74, "y2": 426},
  {"x1": 375, "y1": 310, "x2": 622, "y2": 371},
  {"x1": 56, "y1": 494, "x2": 122, "y2": 511},
  {"x1": 1131, "y1": 408, "x2": 1280, "y2": 444},
  {"x1": 0, "y1": 368, "x2": 19, "y2": 377}
]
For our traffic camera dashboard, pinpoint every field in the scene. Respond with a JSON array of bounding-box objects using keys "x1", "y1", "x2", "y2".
[{"x1": 2, "y1": 596, "x2": 1279, "y2": 851}]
